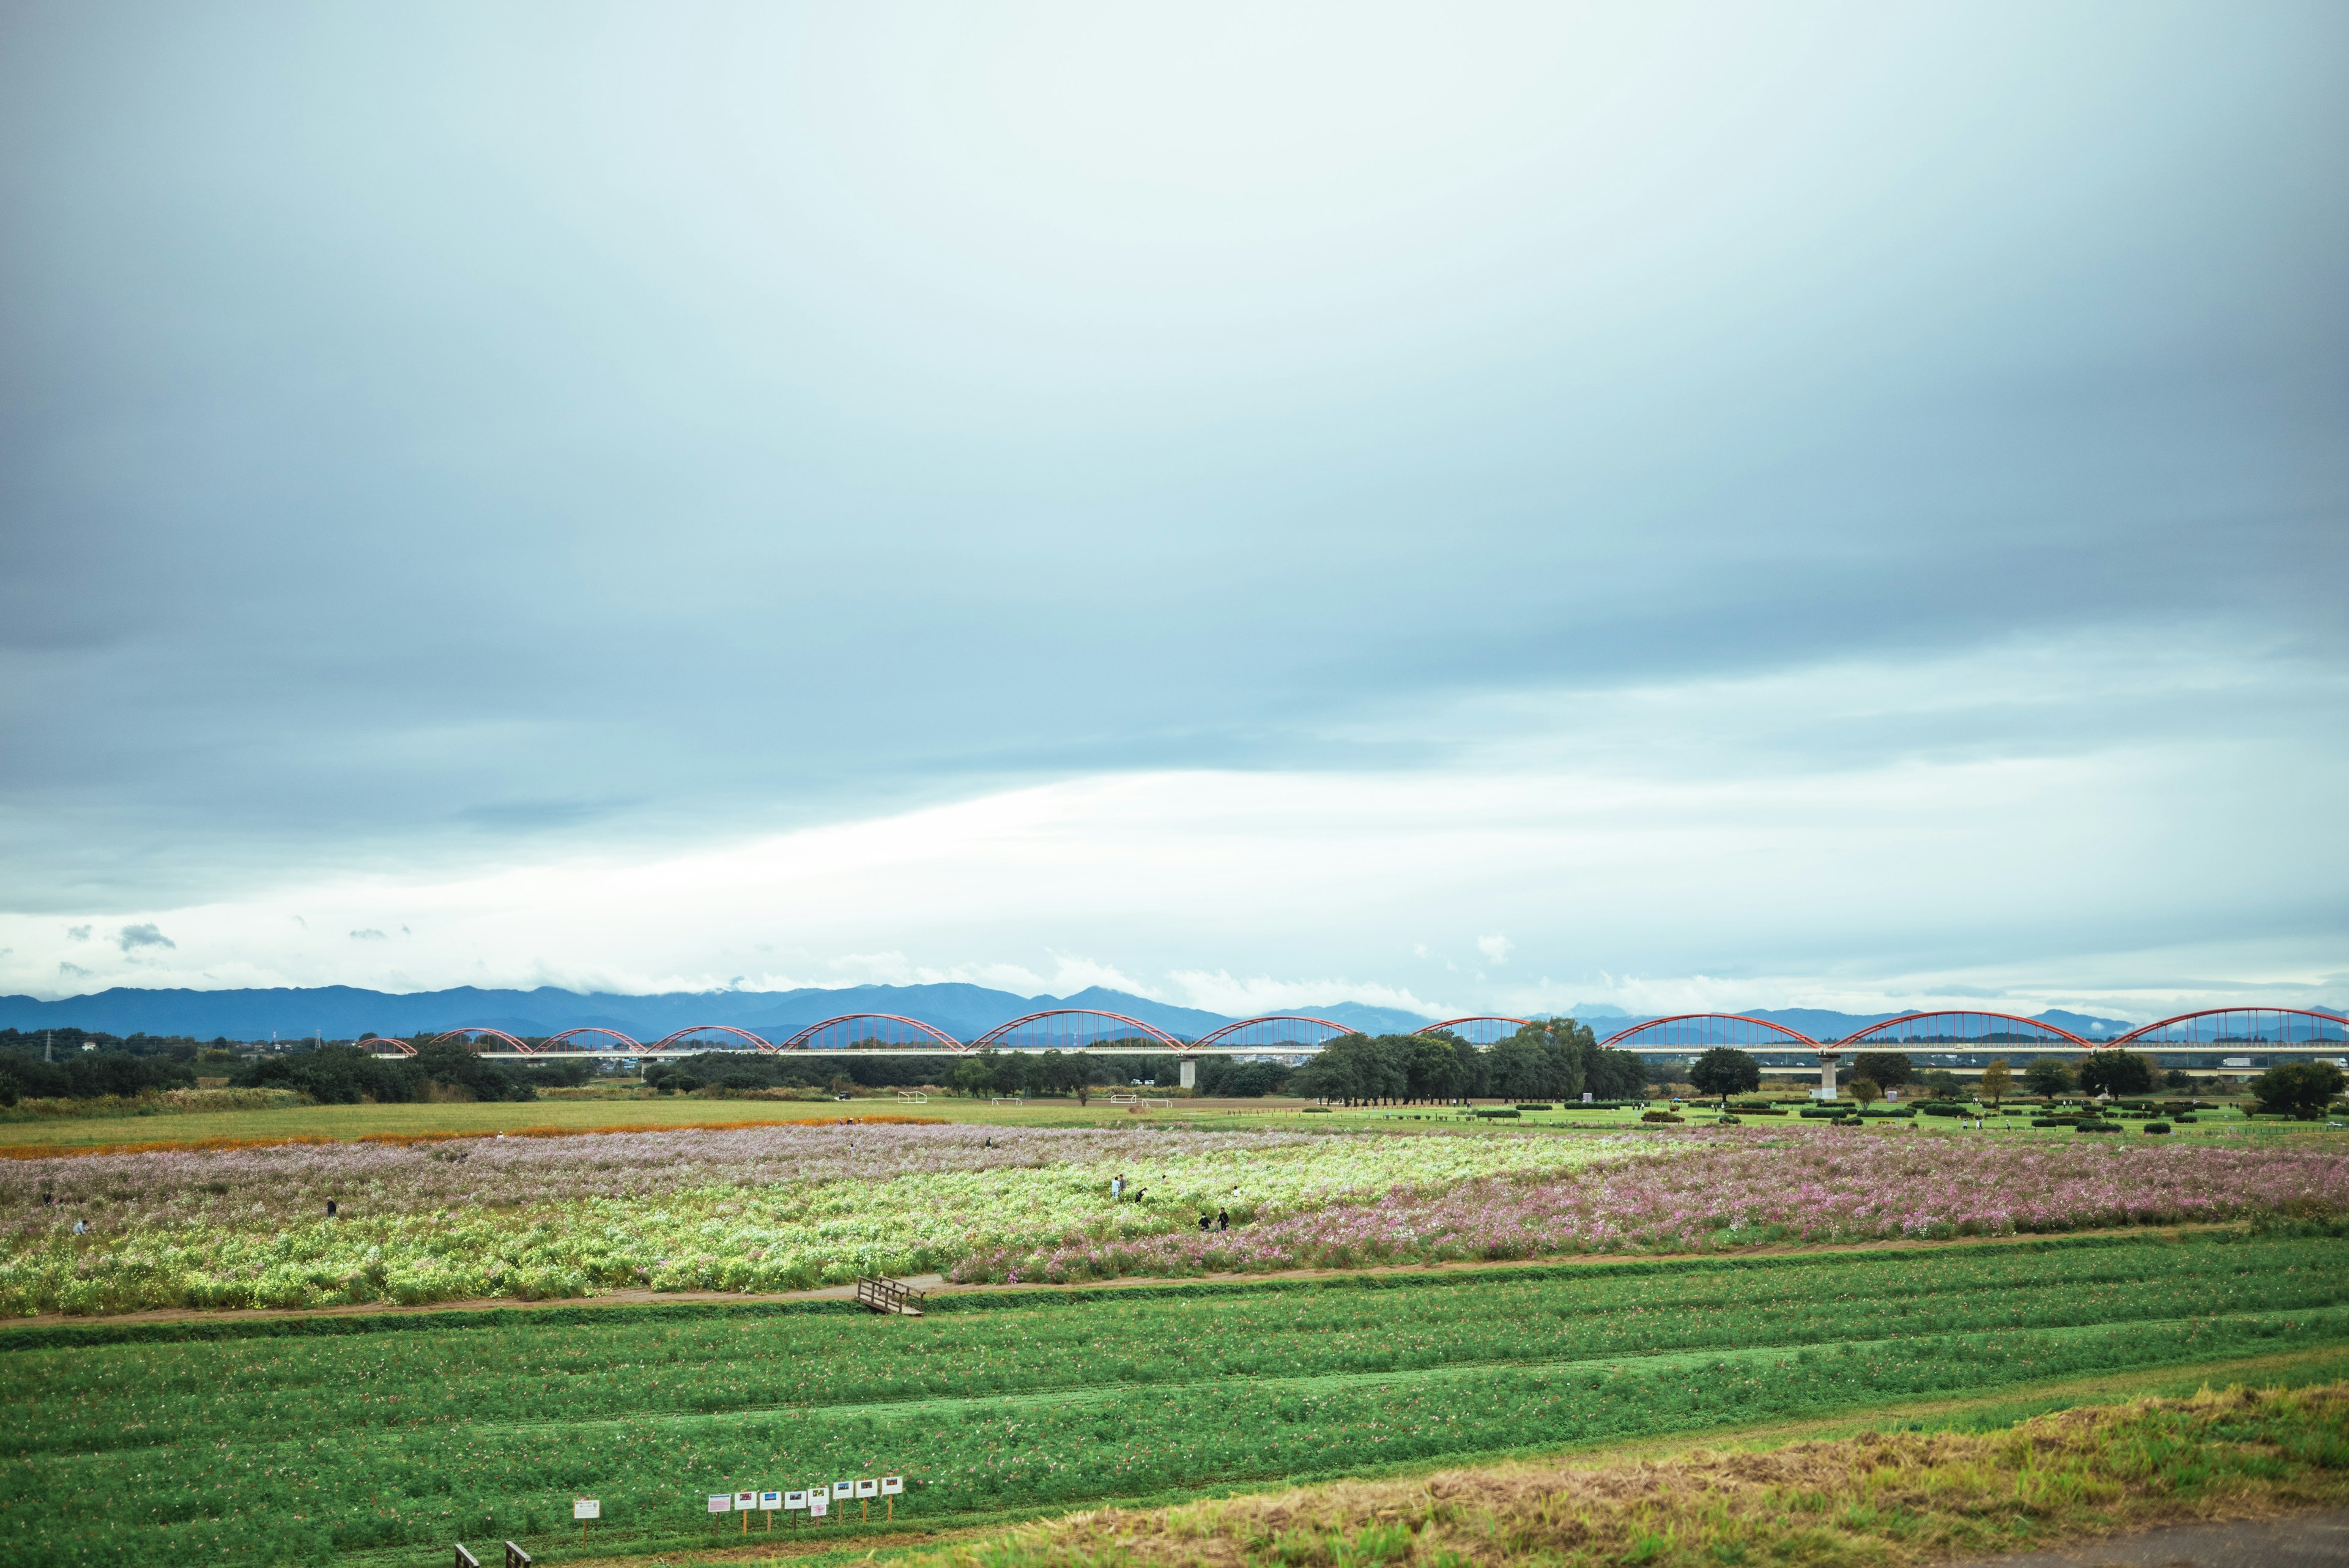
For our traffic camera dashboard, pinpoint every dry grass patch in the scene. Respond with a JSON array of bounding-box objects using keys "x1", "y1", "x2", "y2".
[{"x1": 921, "y1": 1382, "x2": 2349, "y2": 1567}]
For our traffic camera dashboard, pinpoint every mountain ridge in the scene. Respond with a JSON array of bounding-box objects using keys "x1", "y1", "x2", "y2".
[{"x1": 0, "y1": 984, "x2": 2153, "y2": 1045}]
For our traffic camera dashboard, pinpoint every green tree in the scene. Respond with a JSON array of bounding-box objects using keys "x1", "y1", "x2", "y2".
[
  {"x1": 1849, "y1": 1076, "x2": 1882, "y2": 1107},
  {"x1": 1917, "y1": 1069, "x2": 1964, "y2": 1099},
  {"x1": 2021, "y1": 1057, "x2": 2076, "y2": 1099},
  {"x1": 1980, "y1": 1058, "x2": 2013, "y2": 1108},
  {"x1": 1584, "y1": 1045, "x2": 1648, "y2": 1101},
  {"x1": 1405, "y1": 1033, "x2": 1463, "y2": 1102},
  {"x1": 949, "y1": 1058, "x2": 994, "y2": 1098},
  {"x1": 1687, "y1": 1047, "x2": 1760, "y2": 1107},
  {"x1": 1850, "y1": 1052, "x2": 1912, "y2": 1090},
  {"x1": 2247, "y1": 1061, "x2": 2345, "y2": 1119},
  {"x1": 2078, "y1": 1050, "x2": 2154, "y2": 1098}
]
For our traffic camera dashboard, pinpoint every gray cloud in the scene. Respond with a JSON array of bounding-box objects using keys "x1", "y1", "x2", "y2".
[
  {"x1": 65, "y1": 925, "x2": 90, "y2": 940},
  {"x1": 116, "y1": 923, "x2": 175, "y2": 951},
  {"x1": 349, "y1": 929, "x2": 387, "y2": 941},
  {"x1": 0, "y1": 3, "x2": 2342, "y2": 963},
  {"x1": 58, "y1": 961, "x2": 90, "y2": 978}
]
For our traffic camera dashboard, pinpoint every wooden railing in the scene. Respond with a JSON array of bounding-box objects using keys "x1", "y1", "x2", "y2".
[{"x1": 856, "y1": 1276, "x2": 926, "y2": 1316}]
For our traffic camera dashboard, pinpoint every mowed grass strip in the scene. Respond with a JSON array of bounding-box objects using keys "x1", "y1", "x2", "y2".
[
  {"x1": 5, "y1": 1233, "x2": 2348, "y2": 1567},
  {"x1": 915, "y1": 1381, "x2": 2349, "y2": 1568},
  {"x1": 9, "y1": 1233, "x2": 2343, "y2": 1453}
]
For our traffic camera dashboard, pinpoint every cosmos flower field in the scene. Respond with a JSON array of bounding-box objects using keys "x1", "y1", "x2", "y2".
[{"x1": 5, "y1": 1120, "x2": 2346, "y2": 1314}]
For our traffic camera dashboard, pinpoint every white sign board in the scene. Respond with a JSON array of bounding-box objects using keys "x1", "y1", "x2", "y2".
[
  {"x1": 881, "y1": 1476, "x2": 904, "y2": 1495},
  {"x1": 572, "y1": 1499, "x2": 599, "y2": 1521},
  {"x1": 734, "y1": 1490, "x2": 757, "y2": 1510},
  {"x1": 1582, "y1": 1092, "x2": 1592, "y2": 1103},
  {"x1": 760, "y1": 1491, "x2": 781, "y2": 1512},
  {"x1": 833, "y1": 1480, "x2": 854, "y2": 1500},
  {"x1": 785, "y1": 1491, "x2": 807, "y2": 1510},
  {"x1": 708, "y1": 1495, "x2": 731, "y2": 1514},
  {"x1": 856, "y1": 1479, "x2": 878, "y2": 1499},
  {"x1": 809, "y1": 1494, "x2": 829, "y2": 1518}
]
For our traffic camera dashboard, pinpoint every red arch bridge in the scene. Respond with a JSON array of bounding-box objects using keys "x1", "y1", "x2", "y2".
[{"x1": 362, "y1": 1003, "x2": 2346, "y2": 1086}]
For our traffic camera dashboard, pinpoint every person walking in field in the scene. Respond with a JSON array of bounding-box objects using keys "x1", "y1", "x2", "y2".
[
  {"x1": 1111, "y1": 1174, "x2": 1124, "y2": 1202},
  {"x1": 1216, "y1": 1208, "x2": 1229, "y2": 1232},
  {"x1": 1199, "y1": 1213, "x2": 1212, "y2": 1232}
]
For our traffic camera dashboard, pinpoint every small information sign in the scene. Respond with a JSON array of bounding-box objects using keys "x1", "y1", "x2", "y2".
[
  {"x1": 809, "y1": 1493, "x2": 829, "y2": 1519},
  {"x1": 784, "y1": 1490, "x2": 807, "y2": 1510},
  {"x1": 707, "y1": 1495, "x2": 731, "y2": 1514},
  {"x1": 855, "y1": 1478, "x2": 878, "y2": 1499},
  {"x1": 833, "y1": 1480, "x2": 854, "y2": 1500},
  {"x1": 572, "y1": 1499, "x2": 599, "y2": 1520},
  {"x1": 734, "y1": 1490, "x2": 758, "y2": 1510},
  {"x1": 760, "y1": 1491, "x2": 781, "y2": 1512},
  {"x1": 881, "y1": 1476, "x2": 904, "y2": 1495}
]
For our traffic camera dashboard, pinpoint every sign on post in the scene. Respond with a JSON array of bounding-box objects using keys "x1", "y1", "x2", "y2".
[
  {"x1": 735, "y1": 1489, "x2": 758, "y2": 1533},
  {"x1": 760, "y1": 1490, "x2": 781, "y2": 1531},
  {"x1": 708, "y1": 1495, "x2": 732, "y2": 1514},
  {"x1": 809, "y1": 1492, "x2": 829, "y2": 1520},
  {"x1": 572, "y1": 1500, "x2": 599, "y2": 1521},
  {"x1": 833, "y1": 1480, "x2": 854, "y2": 1500},
  {"x1": 881, "y1": 1476, "x2": 904, "y2": 1496},
  {"x1": 856, "y1": 1478, "x2": 878, "y2": 1499},
  {"x1": 785, "y1": 1490, "x2": 807, "y2": 1511}
]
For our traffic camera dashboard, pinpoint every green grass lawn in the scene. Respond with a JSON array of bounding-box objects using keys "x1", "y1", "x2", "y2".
[
  {"x1": 6, "y1": 1229, "x2": 2345, "y2": 1567},
  {"x1": 1, "y1": 1089, "x2": 2330, "y2": 1152}
]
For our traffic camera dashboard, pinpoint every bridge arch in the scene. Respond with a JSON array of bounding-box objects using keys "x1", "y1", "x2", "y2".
[
  {"x1": 1831, "y1": 1011, "x2": 2090, "y2": 1051},
  {"x1": 1415, "y1": 1016, "x2": 1535, "y2": 1046},
  {"x1": 1598, "y1": 1014, "x2": 1821, "y2": 1051},
  {"x1": 968, "y1": 1009, "x2": 1187, "y2": 1053},
  {"x1": 1190, "y1": 1015, "x2": 1355, "y2": 1051},
  {"x1": 2110, "y1": 1008, "x2": 2349, "y2": 1049},
  {"x1": 644, "y1": 1024, "x2": 779, "y2": 1053},
  {"x1": 538, "y1": 1027, "x2": 644, "y2": 1053},
  {"x1": 428, "y1": 1027, "x2": 540, "y2": 1055},
  {"x1": 777, "y1": 1014, "x2": 968, "y2": 1052},
  {"x1": 360, "y1": 1033, "x2": 421, "y2": 1056}
]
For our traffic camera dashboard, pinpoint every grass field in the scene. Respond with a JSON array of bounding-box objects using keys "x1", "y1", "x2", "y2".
[
  {"x1": 920, "y1": 1380, "x2": 2349, "y2": 1568},
  {"x1": 7, "y1": 1228, "x2": 2348, "y2": 1567},
  {"x1": 3, "y1": 1089, "x2": 2334, "y2": 1156}
]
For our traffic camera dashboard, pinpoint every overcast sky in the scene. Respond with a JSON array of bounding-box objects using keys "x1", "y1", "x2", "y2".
[{"x1": 2, "y1": 2, "x2": 2343, "y2": 1021}]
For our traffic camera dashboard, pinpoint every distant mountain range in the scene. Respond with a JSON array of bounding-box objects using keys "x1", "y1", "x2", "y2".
[
  {"x1": 0, "y1": 985, "x2": 2155, "y2": 1046},
  {"x1": 0, "y1": 983, "x2": 1436, "y2": 1044}
]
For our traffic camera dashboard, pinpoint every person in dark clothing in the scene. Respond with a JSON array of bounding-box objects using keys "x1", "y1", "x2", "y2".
[
  {"x1": 1216, "y1": 1208, "x2": 1229, "y2": 1232},
  {"x1": 1199, "y1": 1213, "x2": 1212, "y2": 1232}
]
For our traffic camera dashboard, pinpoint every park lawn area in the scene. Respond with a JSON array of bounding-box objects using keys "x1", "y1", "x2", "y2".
[
  {"x1": 6, "y1": 1228, "x2": 2348, "y2": 1567},
  {"x1": 910, "y1": 1375, "x2": 2349, "y2": 1568},
  {"x1": 0, "y1": 1094, "x2": 1348, "y2": 1151},
  {"x1": 5, "y1": 1089, "x2": 2330, "y2": 1155}
]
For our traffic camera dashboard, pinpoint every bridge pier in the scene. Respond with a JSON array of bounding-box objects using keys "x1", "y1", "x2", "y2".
[
  {"x1": 1816, "y1": 1053, "x2": 1839, "y2": 1100},
  {"x1": 1179, "y1": 1059, "x2": 1196, "y2": 1090}
]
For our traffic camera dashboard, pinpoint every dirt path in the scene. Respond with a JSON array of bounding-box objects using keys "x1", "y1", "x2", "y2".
[
  {"x1": 1942, "y1": 1507, "x2": 2349, "y2": 1567},
  {"x1": 0, "y1": 1222, "x2": 2239, "y2": 1331}
]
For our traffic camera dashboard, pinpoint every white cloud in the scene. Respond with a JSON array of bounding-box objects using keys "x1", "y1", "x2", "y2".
[{"x1": 0, "y1": 636, "x2": 2339, "y2": 1015}]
